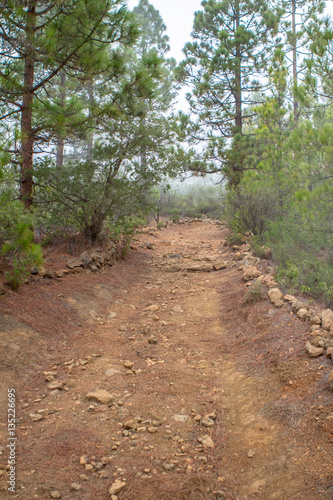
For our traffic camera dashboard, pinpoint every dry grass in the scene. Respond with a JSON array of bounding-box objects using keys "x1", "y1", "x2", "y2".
[
  {"x1": 124, "y1": 473, "x2": 236, "y2": 500},
  {"x1": 259, "y1": 399, "x2": 305, "y2": 427}
]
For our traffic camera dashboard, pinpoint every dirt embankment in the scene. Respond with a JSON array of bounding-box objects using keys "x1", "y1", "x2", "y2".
[{"x1": 0, "y1": 220, "x2": 332, "y2": 500}]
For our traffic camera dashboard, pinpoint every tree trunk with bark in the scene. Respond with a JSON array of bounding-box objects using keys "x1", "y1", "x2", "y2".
[
  {"x1": 292, "y1": 0, "x2": 299, "y2": 121},
  {"x1": 20, "y1": 2, "x2": 36, "y2": 209},
  {"x1": 56, "y1": 71, "x2": 66, "y2": 169}
]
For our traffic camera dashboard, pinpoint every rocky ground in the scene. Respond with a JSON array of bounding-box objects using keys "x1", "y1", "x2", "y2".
[{"x1": 0, "y1": 220, "x2": 332, "y2": 500}]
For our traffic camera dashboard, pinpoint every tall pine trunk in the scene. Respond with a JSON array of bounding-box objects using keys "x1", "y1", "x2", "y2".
[
  {"x1": 20, "y1": 2, "x2": 36, "y2": 209},
  {"x1": 235, "y1": 1, "x2": 242, "y2": 135},
  {"x1": 231, "y1": 0, "x2": 243, "y2": 186},
  {"x1": 86, "y1": 79, "x2": 94, "y2": 161},
  {"x1": 292, "y1": 0, "x2": 298, "y2": 121},
  {"x1": 56, "y1": 71, "x2": 66, "y2": 168}
]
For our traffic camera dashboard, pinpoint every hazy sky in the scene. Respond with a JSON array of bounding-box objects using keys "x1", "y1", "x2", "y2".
[
  {"x1": 126, "y1": 0, "x2": 333, "y2": 111},
  {"x1": 127, "y1": 0, "x2": 333, "y2": 63},
  {"x1": 126, "y1": 0, "x2": 202, "y2": 62}
]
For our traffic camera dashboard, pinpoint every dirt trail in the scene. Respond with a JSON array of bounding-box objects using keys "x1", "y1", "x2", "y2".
[{"x1": 0, "y1": 221, "x2": 332, "y2": 499}]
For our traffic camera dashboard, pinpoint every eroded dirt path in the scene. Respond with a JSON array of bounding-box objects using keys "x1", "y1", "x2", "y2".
[{"x1": 0, "y1": 221, "x2": 332, "y2": 499}]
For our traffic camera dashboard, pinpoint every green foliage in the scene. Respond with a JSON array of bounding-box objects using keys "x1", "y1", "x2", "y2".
[
  {"x1": 275, "y1": 255, "x2": 333, "y2": 307},
  {"x1": 244, "y1": 281, "x2": 265, "y2": 304},
  {"x1": 224, "y1": 182, "x2": 281, "y2": 236},
  {"x1": 225, "y1": 232, "x2": 245, "y2": 246},
  {"x1": 105, "y1": 214, "x2": 146, "y2": 257},
  {"x1": 167, "y1": 208, "x2": 181, "y2": 223},
  {"x1": 179, "y1": 0, "x2": 282, "y2": 181},
  {"x1": 2, "y1": 221, "x2": 43, "y2": 290}
]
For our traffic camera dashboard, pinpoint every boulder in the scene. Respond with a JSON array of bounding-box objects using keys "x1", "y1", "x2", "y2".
[
  {"x1": 267, "y1": 288, "x2": 284, "y2": 307},
  {"x1": 124, "y1": 418, "x2": 140, "y2": 430},
  {"x1": 290, "y1": 300, "x2": 307, "y2": 313},
  {"x1": 258, "y1": 274, "x2": 277, "y2": 287},
  {"x1": 260, "y1": 247, "x2": 272, "y2": 260},
  {"x1": 105, "y1": 248, "x2": 116, "y2": 261},
  {"x1": 233, "y1": 252, "x2": 243, "y2": 262},
  {"x1": 90, "y1": 251, "x2": 104, "y2": 264},
  {"x1": 296, "y1": 308, "x2": 309, "y2": 321},
  {"x1": 198, "y1": 435, "x2": 215, "y2": 448},
  {"x1": 213, "y1": 262, "x2": 228, "y2": 271},
  {"x1": 67, "y1": 258, "x2": 83, "y2": 269},
  {"x1": 242, "y1": 266, "x2": 261, "y2": 282},
  {"x1": 322, "y1": 309, "x2": 333, "y2": 331},
  {"x1": 79, "y1": 251, "x2": 93, "y2": 267},
  {"x1": 47, "y1": 381, "x2": 65, "y2": 390},
  {"x1": 89, "y1": 263, "x2": 99, "y2": 273},
  {"x1": 109, "y1": 479, "x2": 126, "y2": 496},
  {"x1": 308, "y1": 310, "x2": 322, "y2": 326},
  {"x1": 186, "y1": 264, "x2": 213, "y2": 272},
  {"x1": 283, "y1": 294, "x2": 297, "y2": 304},
  {"x1": 85, "y1": 390, "x2": 114, "y2": 405},
  {"x1": 305, "y1": 342, "x2": 324, "y2": 358}
]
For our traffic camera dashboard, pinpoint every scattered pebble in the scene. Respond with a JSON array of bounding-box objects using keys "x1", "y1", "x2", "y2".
[
  {"x1": 109, "y1": 479, "x2": 126, "y2": 496},
  {"x1": 50, "y1": 491, "x2": 61, "y2": 499}
]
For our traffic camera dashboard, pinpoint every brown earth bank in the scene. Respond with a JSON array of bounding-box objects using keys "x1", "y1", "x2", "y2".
[{"x1": 0, "y1": 220, "x2": 332, "y2": 500}]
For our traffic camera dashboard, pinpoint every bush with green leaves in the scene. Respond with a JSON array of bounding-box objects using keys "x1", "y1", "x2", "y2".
[
  {"x1": 224, "y1": 182, "x2": 281, "y2": 236},
  {"x1": 167, "y1": 208, "x2": 182, "y2": 222},
  {"x1": 2, "y1": 221, "x2": 43, "y2": 290}
]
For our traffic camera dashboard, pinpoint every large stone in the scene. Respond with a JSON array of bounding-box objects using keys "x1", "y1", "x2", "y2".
[
  {"x1": 268, "y1": 288, "x2": 282, "y2": 303},
  {"x1": 124, "y1": 418, "x2": 139, "y2": 430},
  {"x1": 90, "y1": 251, "x2": 104, "y2": 264},
  {"x1": 290, "y1": 300, "x2": 307, "y2": 313},
  {"x1": 260, "y1": 247, "x2": 272, "y2": 260},
  {"x1": 198, "y1": 435, "x2": 215, "y2": 448},
  {"x1": 47, "y1": 381, "x2": 65, "y2": 390},
  {"x1": 213, "y1": 262, "x2": 228, "y2": 271},
  {"x1": 297, "y1": 308, "x2": 309, "y2": 321},
  {"x1": 105, "y1": 248, "x2": 116, "y2": 261},
  {"x1": 66, "y1": 258, "x2": 83, "y2": 269},
  {"x1": 233, "y1": 252, "x2": 243, "y2": 262},
  {"x1": 242, "y1": 266, "x2": 260, "y2": 282},
  {"x1": 201, "y1": 416, "x2": 215, "y2": 427},
  {"x1": 109, "y1": 479, "x2": 126, "y2": 496},
  {"x1": 186, "y1": 264, "x2": 213, "y2": 272},
  {"x1": 267, "y1": 288, "x2": 284, "y2": 307},
  {"x1": 322, "y1": 309, "x2": 333, "y2": 331},
  {"x1": 305, "y1": 342, "x2": 324, "y2": 358},
  {"x1": 283, "y1": 294, "x2": 297, "y2": 304},
  {"x1": 86, "y1": 390, "x2": 114, "y2": 405},
  {"x1": 309, "y1": 310, "x2": 322, "y2": 326},
  {"x1": 79, "y1": 251, "x2": 93, "y2": 267}
]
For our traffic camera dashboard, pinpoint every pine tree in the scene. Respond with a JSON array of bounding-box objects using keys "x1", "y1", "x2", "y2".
[
  {"x1": 279, "y1": 0, "x2": 324, "y2": 121},
  {"x1": 179, "y1": 0, "x2": 281, "y2": 184},
  {"x1": 133, "y1": 0, "x2": 170, "y2": 56},
  {"x1": 0, "y1": 0, "x2": 137, "y2": 208}
]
